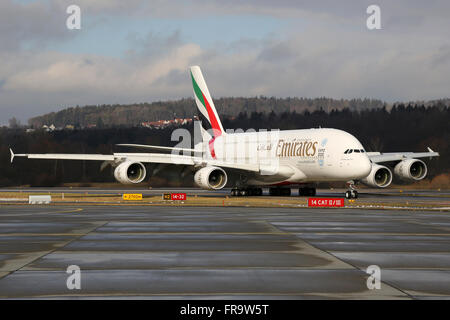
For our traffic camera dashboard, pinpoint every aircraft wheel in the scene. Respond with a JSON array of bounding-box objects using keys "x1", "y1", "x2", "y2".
[
  {"x1": 345, "y1": 191, "x2": 352, "y2": 199},
  {"x1": 252, "y1": 188, "x2": 262, "y2": 196},
  {"x1": 269, "y1": 188, "x2": 279, "y2": 196},
  {"x1": 299, "y1": 188, "x2": 315, "y2": 196}
]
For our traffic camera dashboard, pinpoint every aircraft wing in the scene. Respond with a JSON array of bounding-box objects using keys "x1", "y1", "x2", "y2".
[
  {"x1": 10, "y1": 149, "x2": 259, "y2": 172},
  {"x1": 117, "y1": 153, "x2": 259, "y2": 172},
  {"x1": 367, "y1": 147, "x2": 439, "y2": 163},
  {"x1": 10, "y1": 151, "x2": 115, "y2": 162},
  {"x1": 116, "y1": 143, "x2": 198, "y2": 153}
]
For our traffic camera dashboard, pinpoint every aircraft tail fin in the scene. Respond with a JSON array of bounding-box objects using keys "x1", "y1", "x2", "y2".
[{"x1": 190, "y1": 66, "x2": 224, "y2": 140}]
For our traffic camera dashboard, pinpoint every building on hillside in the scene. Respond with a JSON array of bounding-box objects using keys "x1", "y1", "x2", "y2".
[
  {"x1": 42, "y1": 124, "x2": 56, "y2": 132},
  {"x1": 141, "y1": 118, "x2": 193, "y2": 129}
]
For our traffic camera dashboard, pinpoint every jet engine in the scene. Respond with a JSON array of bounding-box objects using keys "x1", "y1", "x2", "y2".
[
  {"x1": 194, "y1": 166, "x2": 227, "y2": 190},
  {"x1": 361, "y1": 164, "x2": 393, "y2": 188},
  {"x1": 394, "y1": 159, "x2": 427, "y2": 181},
  {"x1": 114, "y1": 161, "x2": 146, "y2": 184}
]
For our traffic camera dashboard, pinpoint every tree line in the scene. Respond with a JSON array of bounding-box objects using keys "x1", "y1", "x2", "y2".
[{"x1": 27, "y1": 97, "x2": 389, "y2": 128}]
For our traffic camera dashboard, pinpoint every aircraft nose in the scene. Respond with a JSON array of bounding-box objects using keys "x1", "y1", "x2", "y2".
[
  {"x1": 352, "y1": 154, "x2": 372, "y2": 179},
  {"x1": 359, "y1": 155, "x2": 372, "y2": 178}
]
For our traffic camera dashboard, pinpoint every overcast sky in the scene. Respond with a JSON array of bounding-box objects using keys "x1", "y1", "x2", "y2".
[{"x1": 1, "y1": 0, "x2": 449, "y2": 124}]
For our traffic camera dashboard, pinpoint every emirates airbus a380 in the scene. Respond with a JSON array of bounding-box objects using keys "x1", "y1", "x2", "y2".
[{"x1": 10, "y1": 66, "x2": 439, "y2": 199}]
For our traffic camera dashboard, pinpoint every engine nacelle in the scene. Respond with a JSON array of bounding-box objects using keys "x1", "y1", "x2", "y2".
[
  {"x1": 394, "y1": 159, "x2": 427, "y2": 181},
  {"x1": 194, "y1": 166, "x2": 227, "y2": 190},
  {"x1": 114, "y1": 161, "x2": 146, "y2": 184},
  {"x1": 361, "y1": 164, "x2": 393, "y2": 188}
]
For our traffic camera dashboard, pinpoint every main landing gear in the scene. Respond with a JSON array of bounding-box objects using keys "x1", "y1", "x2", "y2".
[
  {"x1": 299, "y1": 187, "x2": 316, "y2": 196},
  {"x1": 231, "y1": 187, "x2": 263, "y2": 197},
  {"x1": 269, "y1": 187, "x2": 316, "y2": 197},
  {"x1": 230, "y1": 186, "x2": 317, "y2": 197},
  {"x1": 269, "y1": 188, "x2": 291, "y2": 196}
]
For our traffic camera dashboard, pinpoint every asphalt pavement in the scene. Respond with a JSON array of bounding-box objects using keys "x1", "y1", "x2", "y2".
[{"x1": 0, "y1": 205, "x2": 449, "y2": 299}]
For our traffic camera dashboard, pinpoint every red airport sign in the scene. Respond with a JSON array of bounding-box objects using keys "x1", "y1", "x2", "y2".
[
  {"x1": 308, "y1": 198, "x2": 345, "y2": 207},
  {"x1": 163, "y1": 193, "x2": 187, "y2": 201},
  {"x1": 171, "y1": 193, "x2": 186, "y2": 200}
]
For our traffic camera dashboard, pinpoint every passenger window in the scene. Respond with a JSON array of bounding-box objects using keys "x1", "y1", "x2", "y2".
[
  {"x1": 354, "y1": 149, "x2": 360, "y2": 153},
  {"x1": 360, "y1": 149, "x2": 365, "y2": 153}
]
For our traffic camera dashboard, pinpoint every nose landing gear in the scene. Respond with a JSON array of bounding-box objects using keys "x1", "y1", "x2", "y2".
[
  {"x1": 345, "y1": 181, "x2": 359, "y2": 199},
  {"x1": 345, "y1": 190, "x2": 358, "y2": 199}
]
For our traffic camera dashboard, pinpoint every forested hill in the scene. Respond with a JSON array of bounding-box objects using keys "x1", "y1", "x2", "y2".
[{"x1": 28, "y1": 97, "x2": 388, "y2": 128}]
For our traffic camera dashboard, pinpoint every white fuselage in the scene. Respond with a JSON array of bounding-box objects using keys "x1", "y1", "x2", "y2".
[{"x1": 204, "y1": 128, "x2": 372, "y2": 186}]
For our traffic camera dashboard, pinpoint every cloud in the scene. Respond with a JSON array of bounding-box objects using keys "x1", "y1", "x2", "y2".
[
  {"x1": 0, "y1": 0, "x2": 73, "y2": 52},
  {"x1": 0, "y1": 0, "x2": 449, "y2": 124},
  {"x1": 3, "y1": 42, "x2": 201, "y2": 95}
]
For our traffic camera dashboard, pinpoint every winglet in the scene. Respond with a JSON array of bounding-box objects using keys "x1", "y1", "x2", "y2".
[
  {"x1": 10, "y1": 148, "x2": 14, "y2": 163},
  {"x1": 427, "y1": 147, "x2": 434, "y2": 153}
]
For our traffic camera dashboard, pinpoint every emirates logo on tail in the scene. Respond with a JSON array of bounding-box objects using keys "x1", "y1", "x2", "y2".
[{"x1": 190, "y1": 66, "x2": 224, "y2": 139}]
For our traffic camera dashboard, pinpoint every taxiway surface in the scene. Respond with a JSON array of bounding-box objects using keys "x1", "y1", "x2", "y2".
[{"x1": 0, "y1": 205, "x2": 449, "y2": 299}]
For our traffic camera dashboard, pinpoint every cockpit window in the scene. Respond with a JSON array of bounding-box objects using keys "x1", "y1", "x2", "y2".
[{"x1": 345, "y1": 149, "x2": 365, "y2": 154}]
